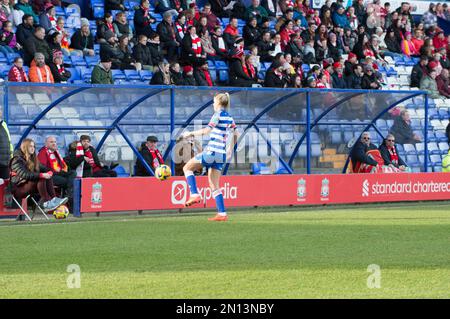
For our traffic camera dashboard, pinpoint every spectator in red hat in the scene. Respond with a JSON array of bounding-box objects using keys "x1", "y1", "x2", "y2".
[
  {"x1": 344, "y1": 52, "x2": 357, "y2": 77},
  {"x1": 48, "y1": 50, "x2": 71, "y2": 83},
  {"x1": 331, "y1": 62, "x2": 346, "y2": 88},
  {"x1": 182, "y1": 65, "x2": 197, "y2": 86}
]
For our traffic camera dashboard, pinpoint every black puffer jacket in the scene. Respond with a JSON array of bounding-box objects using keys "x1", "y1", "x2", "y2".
[
  {"x1": 9, "y1": 150, "x2": 49, "y2": 186},
  {"x1": 0, "y1": 121, "x2": 12, "y2": 167},
  {"x1": 65, "y1": 143, "x2": 102, "y2": 178}
]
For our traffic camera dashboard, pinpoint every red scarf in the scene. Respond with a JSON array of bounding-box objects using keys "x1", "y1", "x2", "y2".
[
  {"x1": 175, "y1": 22, "x2": 186, "y2": 39},
  {"x1": 44, "y1": 147, "x2": 68, "y2": 173},
  {"x1": 203, "y1": 69, "x2": 213, "y2": 86},
  {"x1": 9, "y1": 66, "x2": 28, "y2": 82},
  {"x1": 191, "y1": 35, "x2": 202, "y2": 57},
  {"x1": 107, "y1": 22, "x2": 114, "y2": 33},
  {"x1": 142, "y1": 6, "x2": 150, "y2": 26},
  {"x1": 148, "y1": 147, "x2": 164, "y2": 169},
  {"x1": 388, "y1": 146, "x2": 399, "y2": 166},
  {"x1": 56, "y1": 64, "x2": 65, "y2": 75},
  {"x1": 243, "y1": 62, "x2": 255, "y2": 78},
  {"x1": 84, "y1": 148, "x2": 101, "y2": 172}
]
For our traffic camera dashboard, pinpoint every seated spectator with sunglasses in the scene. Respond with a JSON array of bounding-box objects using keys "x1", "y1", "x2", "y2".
[
  {"x1": 350, "y1": 132, "x2": 380, "y2": 173},
  {"x1": 379, "y1": 134, "x2": 409, "y2": 172}
]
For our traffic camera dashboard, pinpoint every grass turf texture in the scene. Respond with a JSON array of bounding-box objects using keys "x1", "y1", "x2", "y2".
[{"x1": 1, "y1": 202, "x2": 450, "y2": 298}]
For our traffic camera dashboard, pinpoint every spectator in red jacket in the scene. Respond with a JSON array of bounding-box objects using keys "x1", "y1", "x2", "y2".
[
  {"x1": 8, "y1": 57, "x2": 28, "y2": 82},
  {"x1": 223, "y1": 17, "x2": 240, "y2": 47},
  {"x1": 433, "y1": 30, "x2": 447, "y2": 50},
  {"x1": 37, "y1": 136, "x2": 76, "y2": 206}
]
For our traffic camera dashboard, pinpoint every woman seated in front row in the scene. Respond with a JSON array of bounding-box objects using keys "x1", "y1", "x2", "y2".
[{"x1": 9, "y1": 138, "x2": 68, "y2": 212}]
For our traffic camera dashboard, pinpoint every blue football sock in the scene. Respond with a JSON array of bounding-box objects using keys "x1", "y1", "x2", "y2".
[
  {"x1": 213, "y1": 189, "x2": 226, "y2": 215},
  {"x1": 185, "y1": 170, "x2": 199, "y2": 195}
]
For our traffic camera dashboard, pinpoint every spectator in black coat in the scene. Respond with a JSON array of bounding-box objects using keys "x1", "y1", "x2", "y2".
[
  {"x1": 346, "y1": 64, "x2": 363, "y2": 89},
  {"x1": 132, "y1": 35, "x2": 153, "y2": 70},
  {"x1": 48, "y1": 50, "x2": 71, "y2": 83},
  {"x1": 389, "y1": 110, "x2": 422, "y2": 145},
  {"x1": 264, "y1": 60, "x2": 288, "y2": 87},
  {"x1": 229, "y1": 53, "x2": 258, "y2": 87},
  {"x1": 361, "y1": 64, "x2": 381, "y2": 90},
  {"x1": 134, "y1": 0, "x2": 156, "y2": 38},
  {"x1": 150, "y1": 62, "x2": 171, "y2": 85},
  {"x1": 379, "y1": 134, "x2": 408, "y2": 171},
  {"x1": 331, "y1": 62, "x2": 346, "y2": 88},
  {"x1": 350, "y1": 132, "x2": 379, "y2": 172},
  {"x1": 257, "y1": 31, "x2": 274, "y2": 62},
  {"x1": 181, "y1": 26, "x2": 205, "y2": 65},
  {"x1": 69, "y1": 18, "x2": 95, "y2": 57},
  {"x1": 285, "y1": 33, "x2": 303, "y2": 60},
  {"x1": 157, "y1": 11, "x2": 179, "y2": 63},
  {"x1": 106, "y1": 0, "x2": 126, "y2": 11},
  {"x1": 147, "y1": 33, "x2": 165, "y2": 67},
  {"x1": 410, "y1": 55, "x2": 429, "y2": 88},
  {"x1": 100, "y1": 34, "x2": 122, "y2": 69},
  {"x1": 15, "y1": 14, "x2": 34, "y2": 47},
  {"x1": 170, "y1": 62, "x2": 185, "y2": 85},
  {"x1": 96, "y1": 13, "x2": 117, "y2": 44},
  {"x1": 135, "y1": 136, "x2": 165, "y2": 176},
  {"x1": 384, "y1": 28, "x2": 402, "y2": 55},
  {"x1": 211, "y1": 26, "x2": 229, "y2": 60},
  {"x1": 242, "y1": 17, "x2": 261, "y2": 49},
  {"x1": 65, "y1": 135, "x2": 117, "y2": 178},
  {"x1": 194, "y1": 59, "x2": 214, "y2": 86},
  {"x1": 23, "y1": 26, "x2": 53, "y2": 66},
  {"x1": 182, "y1": 65, "x2": 197, "y2": 86}
]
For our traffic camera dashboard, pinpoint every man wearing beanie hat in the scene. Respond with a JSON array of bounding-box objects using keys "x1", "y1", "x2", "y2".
[
  {"x1": 70, "y1": 18, "x2": 95, "y2": 56},
  {"x1": 182, "y1": 65, "x2": 197, "y2": 86},
  {"x1": 344, "y1": 52, "x2": 358, "y2": 77},
  {"x1": 91, "y1": 56, "x2": 113, "y2": 84},
  {"x1": 193, "y1": 58, "x2": 214, "y2": 86},
  {"x1": 48, "y1": 50, "x2": 71, "y2": 83},
  {"x1": 29, "y1": 52, "x2": 54, "y2": 83},
  {"x1": 331, "y1": 61, "x2": 347, "y2": 88}
]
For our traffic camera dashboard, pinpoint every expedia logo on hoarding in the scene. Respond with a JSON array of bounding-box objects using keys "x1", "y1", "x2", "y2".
[
  {"x1": 171, "y1": 181, "x2": 238, "y2": 205},
  {"x1": 91, "y1": 182, "x2": 103, "y2": 208},
  {"x1": 362, "y1": 179, "x2": 370, "y2": 197},
  {"x1": 171, "y1": 181, "x2": 187, "y2": 205}
]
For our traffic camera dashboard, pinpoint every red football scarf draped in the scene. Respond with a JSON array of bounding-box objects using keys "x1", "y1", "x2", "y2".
[
  {"x1": 148, "y1": 147, "x2": 164, "y2": 169},
  {"x1": 191, "y1": 35, "x2": 202, "y2": 57},
  {"x1": 175, "y1": 22, "x2": 186, "y2": 39},
  {"x1": 142, "y1": 6, "x2": 150, "y2": 26},
  {"x1": 45, "y1": 147, "x2": 68, "y2": 173},
  {"x1": 84, "y1": 148, "x2": 101, "y2": 172},
  {"x1": 388, "y1": 146, "x2": 399, "y2": 166},
  {"x1": 75, "y1": 142, "x2": 84, "y2": 178},
  {"x1": 203, "y1": 69, "x2": 213, "y2": 86}
]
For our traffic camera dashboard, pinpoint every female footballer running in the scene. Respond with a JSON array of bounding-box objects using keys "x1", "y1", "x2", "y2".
[{"x1": 181, "y1": 92, "x2": 239, "y2": 221}]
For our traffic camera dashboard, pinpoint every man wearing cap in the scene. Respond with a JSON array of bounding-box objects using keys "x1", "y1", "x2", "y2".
[
  {"x1": 331, "y1": 62, "x2": 347, "y2": 88},
  {"x1": 410, "y1": 55, "x2": 428, "y2": 88},
  {"x1": 29, "y1": 52, "x2": 54, "y2": 83},
  {"x1": 135, "y1": 136, "x2": 165, "y2": 176},
  {"x1": 264, "y1": 60, "x2": 288, "y2": 87},
  {"x1": 91, "y1": 56, "x2": 113, "y2": 84},
  {"x1": 70, "y1": 18, "x2": 95, "y2": 57},
  {"x1": 183, "y1": 65, "x2": 197, "y2": 85}
]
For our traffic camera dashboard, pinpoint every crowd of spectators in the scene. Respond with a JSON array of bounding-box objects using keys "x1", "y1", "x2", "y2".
[{"x1": 0, "y1": 0, "x2": 447, "y2": 90}]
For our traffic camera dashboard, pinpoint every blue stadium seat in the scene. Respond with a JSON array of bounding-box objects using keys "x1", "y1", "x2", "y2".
[
  {"x1": 139, "y1": 70, "x2": 153, "y2": 81},
  {"x1": 331, "y1": 131, "x2": 342, "y2": 144},
  {"x1": 6, "y1": 53, "x2": 20, "y2": 64},
  {"x1": 406, "y1": 155, "x2": 419, "y2": 166},
  {"x1": 430, "y1": 154, "x2": 442, "y2": 166},
  {"x1": 93, "y1": 6, "x2": 105, "y2": 19},
  {"x1": 0, "y1": 64, "x2": 9, "y2": 77},
  {"x1": 218, "y1": 70, "x2": 228, "y2": 83},
  {"x1": 438, "y1": 142, "x2": 449, "y2": 154},
  {"x1": 215, "y1": 60, "x2": 228, "y2": 70},
  {"x1": 0, "y1": 52, "x2": 7, "y2": 63},
  {"x1": 124, "y1": 69, "x2": 141, "y2": 81},
  {"x1": 114, "y1": 165, "x2": 129, "y2": 177},
  {"x1": 71, "y1": 55, "x2": 87, "y2": 67},
  {"x1": 67, "y1": 67, "x2": 80, "y2": 82},
  {"x1": 251, "y1": 163, "x2": 271, "y2": 175},
  {"x1": 415, "y1": 143, "x2": 424, "y2": 155},
  {"x1": 403, "y1": 144, "x2": 416, "y2": 155},
  {"x1": 85, "y1": 56, "x2": 99, "y2": 67},
  {"x1": 111, "y1": 70, "x2": 126, "y2": 80},
  {"x1": 428, "y1": 142, "x2": 440, "y2": 155}
]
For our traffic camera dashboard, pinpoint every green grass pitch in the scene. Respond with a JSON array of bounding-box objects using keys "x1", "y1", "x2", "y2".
[{"x1": 1, "y1": 202, "x2": 450, "y2": 298}]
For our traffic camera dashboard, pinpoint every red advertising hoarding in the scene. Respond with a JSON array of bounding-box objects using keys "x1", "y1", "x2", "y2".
[{"x1": 80, "y1": 173, "x2": 450, "y2": 213}]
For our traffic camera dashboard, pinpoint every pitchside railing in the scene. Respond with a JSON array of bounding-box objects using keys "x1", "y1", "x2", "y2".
[{"x1": 0, "y1": 83, "x2": 432, "y2": 175}]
